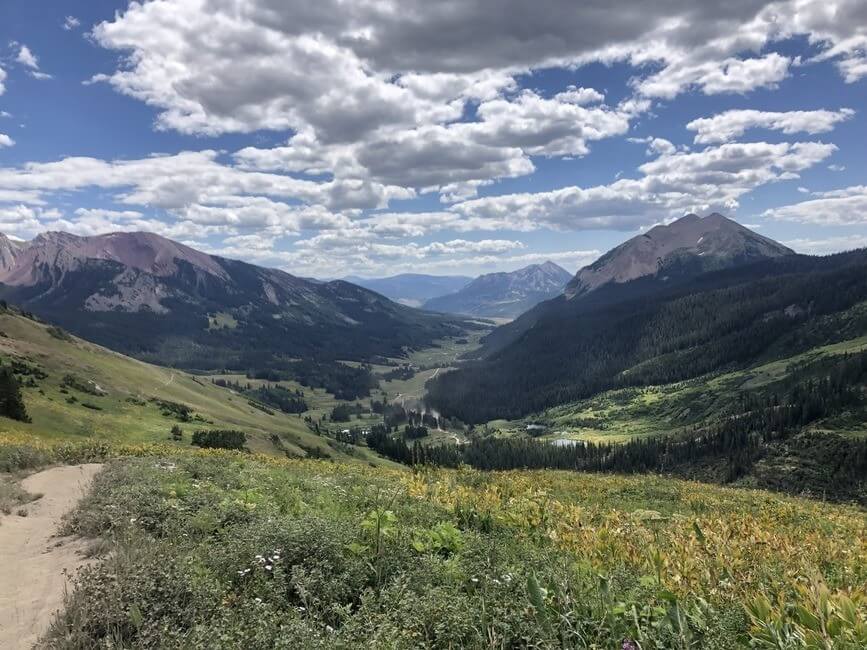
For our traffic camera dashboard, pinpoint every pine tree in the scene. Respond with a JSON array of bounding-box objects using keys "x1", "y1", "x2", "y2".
[{"x1": 0, "y1": 367, "x2": 30, "y2": 422}]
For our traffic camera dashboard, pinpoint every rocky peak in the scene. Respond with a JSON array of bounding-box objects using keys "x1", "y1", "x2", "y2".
[{"x1": 566, "y1": 213, "x2": 794, "y2": 299}]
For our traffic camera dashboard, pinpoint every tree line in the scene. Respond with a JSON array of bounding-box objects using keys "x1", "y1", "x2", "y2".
[{"x1": 374, "y1": 349, "x2": 867, "y2": 502}]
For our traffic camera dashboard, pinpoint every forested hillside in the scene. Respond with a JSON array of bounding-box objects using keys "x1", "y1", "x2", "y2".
[
  {"x1": 428, "y1": 250, "x2": 867, "y2": 422},
  {"x1": 0, "y1": 232, "x2": 475, "y2": 376}
]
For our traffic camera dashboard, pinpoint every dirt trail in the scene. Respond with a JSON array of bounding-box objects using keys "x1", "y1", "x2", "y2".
[{"x1": 0, "y1": 464, "x2": 102, "y2": 649}]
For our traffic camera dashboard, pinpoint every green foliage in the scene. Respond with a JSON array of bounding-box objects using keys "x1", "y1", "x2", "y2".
[
  {"x1": 62, "y1": 373, "x2": 106, "y2": 396},
  {"x1": 0, "y1": 367, "x2": 30, "y2": 422},
  {"x1": 430, "y1": 250, "x2": 867, "y2": 422},
  {"x1": 151, "y1": 398, "x2": 194, "y2": 422},
  {"x1": 42, "y1": 455, "x2": 772, "y2": 648},
  {"x1": 747, "y1": 578, "x2": 867, "y2": 649},
  {"x1": 412, "y1": 521, "x2": 464, "y2": 556},
  {"x1": 191, "y1": 429, "x2": 247, "y2": 450},
  {"x1": 46, "y1": 325, "x2": 72, "y2": 341}
]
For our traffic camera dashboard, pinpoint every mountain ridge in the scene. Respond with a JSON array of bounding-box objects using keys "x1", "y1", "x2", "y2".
[
  {"x1": 566, "y1": 213, "x2": 794, "y2": 299},
  {"x1": 0, "y1": 230, "x2": 473, "y2": 372},
  {"x1": 423, "y1": 261, "x2": 572, "y2": 318},
  {"x1": 344, "y1": 273, "x2": 472, "y2": 307}
]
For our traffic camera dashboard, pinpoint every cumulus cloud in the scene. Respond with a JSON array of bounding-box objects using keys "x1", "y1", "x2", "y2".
[
  {"x1": 234, "y1": 89, "x2": 630, "y2": 198},
  {"x1": 636, "y1": 53, "x2": 793, "y2": 99},
  {"x1": 88, "y1": 0, "x2": 867, "y2": 142},
  {"x1": 0, "y1": 65, "x2": 6, "y2": 95},
  {"x1": 3, "y1": 0, "x2": 864, "y2": 276},
  {"x1": 63, "y1": 16, "x2": 81, "y2": 31},
  {"x1": 0, "y1": 134, "x2": 13, "y2": 148},
  {"x1": 13, "y1": 44, "x2": 52, "y2": 80},
  {"x1": 764, "y1": 185, "x2": 867, "y2": 225},
  {"x1": 687, "y1": 108, "x2": 855, "y2": 144},
  {"x1": 453, "y1": 140, "x2": 836, "y2": 229},
  {"x1": 15, "y1": 45, "x2": 38, "y2": 69}
]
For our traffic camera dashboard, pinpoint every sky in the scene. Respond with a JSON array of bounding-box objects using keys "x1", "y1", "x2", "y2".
[{"x1": 0, "y1": 0, "x2": 865, "y2": 279}]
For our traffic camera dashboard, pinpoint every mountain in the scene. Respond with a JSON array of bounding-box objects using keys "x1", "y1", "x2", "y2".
[
  {"x1": 0, "y1": 231, "x2": 473, "y2": 374},
  {"x1": 344, "y1": 273, "x2": 471, "y2": 307},
  {"x1": 476, "y1": 214, "x2": 796, "y2": 359},
  {"x1": 427, "y1": 216, "x2": 867, "y2": 423},
  {"x1": 0, "y1": 303, "x2": 383, "y2": 461},
  {"x1": 423, "y1": 262, "x2": 572, "y2": 319},
  {"x1": 566, "y1": 213, "x2": 793, "y2": 298}
]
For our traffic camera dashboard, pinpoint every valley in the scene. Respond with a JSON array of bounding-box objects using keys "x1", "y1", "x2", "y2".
[
  {"x1": 5, "y1": 3, "x2": 867, "y2": 645},
  {"x1": 1, "y1": 214, "x2": 866, "y2": 648}
]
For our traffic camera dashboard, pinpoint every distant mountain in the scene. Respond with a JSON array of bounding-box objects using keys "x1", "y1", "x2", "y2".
[
  {"x1": 0, "y1": 231, "x2": 472, "y2": 373},
  {"x1": 345, "y1": 273, "x2": 471, "y2": 307},
  {"x1": 479, "y1": 214, "x2": 795, "y2": 358},
  {"x1": 427, "y1": 215, "x2": 867, "y2": 423},
  {"x1": 423, "y1": 262, "x2": 572, "y2": 319},
  {"x1": 566, "y1": 213, "x2": 793, "y2": 298}
]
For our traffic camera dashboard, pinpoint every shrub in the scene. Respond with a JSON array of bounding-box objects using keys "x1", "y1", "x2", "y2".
[{"x1": 191, "y1": 429, "x2": 247, "y2": 450}]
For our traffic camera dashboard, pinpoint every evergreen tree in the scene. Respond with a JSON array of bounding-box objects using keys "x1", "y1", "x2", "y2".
[{"x1": 0, "y1": 367, "x2": 30, "y2": 422}]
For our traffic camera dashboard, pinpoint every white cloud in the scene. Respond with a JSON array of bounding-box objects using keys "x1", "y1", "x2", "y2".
[
  {"x1": 828, "y1": 164, "x2": 846, "y2": 171},
  {"x1": 0, "y1": 65, "x2": 6, "y2": 95},
  {"x1": 234, "y1": 89, "x2": 630, "y2": 198},
  {"x1": 454, "y1": 140, "x2": 836, "y2": 229},
  {"x1": 687, "y1": 108, "x2": 855, "y2": 144},
  {"x1": 13, "y1": 44, "x2": 52, "y2": 80},
  {"x1": 88, "y1": 0, "x2": 867, "y2": 143},
  {"x1": 15, "y1": 45, "x2": 39, "y2": 69},
  {"x1": 63, "y1": 16, "x2": 81, "y2": 31},
  {"x1": 636, "y1": 53, "x2": 793, "y2": 99},
  {"x1": 628, "y1": 136, "x2": 677, "y2": 156},
  {"x1": 0, "y1": 134, "x2": 14, "y2": 148},
  {"x1": 784, "y1": 235, "x2": 867, "y2": 254},
  {"x1": 764, "y1": 185, "x2": 867, "y2": 225}
]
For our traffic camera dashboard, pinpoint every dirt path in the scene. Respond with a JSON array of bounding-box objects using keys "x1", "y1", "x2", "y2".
[{"x1": 0, "y1": 464, "x2": 103, "y2": 649}]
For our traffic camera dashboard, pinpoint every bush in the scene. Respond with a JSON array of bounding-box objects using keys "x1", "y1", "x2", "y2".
[{"x1": 191, "y1": 429, "x2": 247, "y2": 450}]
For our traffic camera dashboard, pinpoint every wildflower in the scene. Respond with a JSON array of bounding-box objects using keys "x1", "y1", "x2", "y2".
[
  {"x1": 265, "y1": 564, "x2": 273, "y2": 571},
  {"x1": 622, "y1": 640, "x2": 638, "y2": 650},
  {"x1": 254, "y1": 597, "x2": 262, "y2": 604}
]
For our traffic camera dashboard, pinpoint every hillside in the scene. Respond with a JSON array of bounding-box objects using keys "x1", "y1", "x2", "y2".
[
  {"x1": 424, "y1": 261, "x2": 572, "y2": 319},
  {"x1": 0, "y1": 306, "x2": 388, "y2": 463},
  {"x1": 345, "y1": 273, "x2": 471, "y2": 307},
  {"x1": 0, "y1": 231, "x2": 473, "y2": 374},
  {"x1": 2, "y1": 437, "x2": 865, "y2": 648},
  {"x1": 428, "y1": 248, "x2": 867, "y2": 423}
]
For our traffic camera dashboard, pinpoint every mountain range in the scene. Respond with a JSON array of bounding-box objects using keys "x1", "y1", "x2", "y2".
[
  {"x1": 427, "y1": 214, "x2": 867, "y2": 422},
  {"x1": 0, "y1": 231, "x2": 472, "y2": 373},
  {"x1": 344, "y1": 273, "x2": 472, "y2": 308},
  {"x1": 423, "y1": 261, "x2": 572, "y2": 319}
]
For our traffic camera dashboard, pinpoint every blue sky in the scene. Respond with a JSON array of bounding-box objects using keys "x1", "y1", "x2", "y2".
[{"x1": 0, "y1": 0, "x2": 865, "y2": 278}]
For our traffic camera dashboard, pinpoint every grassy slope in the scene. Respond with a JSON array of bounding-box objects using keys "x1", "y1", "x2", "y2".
[
  {"x1": 0, "y1": 311, "x2": 391, "y2": 464},
  {"x1": 488, "y1": 333, "x2": 867, "y2": 443},
  {"x1": 9, "y1": 439, "x2": 861, "y2": 648}
]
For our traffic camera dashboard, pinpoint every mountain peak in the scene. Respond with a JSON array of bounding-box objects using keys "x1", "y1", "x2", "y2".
[
  {"x1": 0, "y1": 230, "x2": 230, "y2": 285},
  {"x1": 424, "y1": 261, "x2": 573, "y2": 319},
  {"x1": 566, "y1": 213, "x2": 794, "y2": 299}
]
